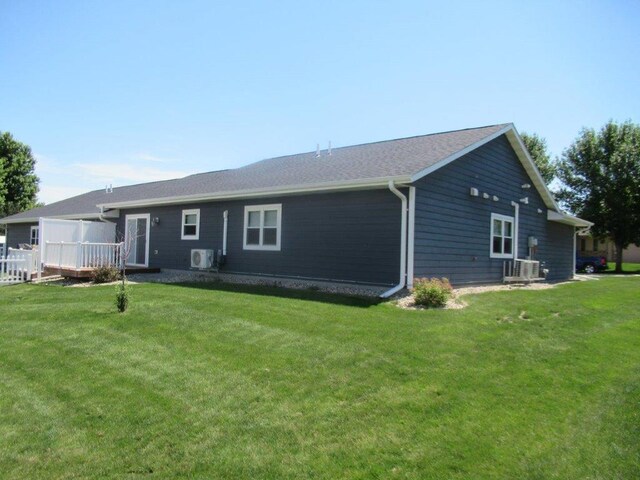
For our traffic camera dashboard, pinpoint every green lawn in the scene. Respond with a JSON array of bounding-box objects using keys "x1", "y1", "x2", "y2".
[
  {"x1": 605, "y1": 262, "x2": 640, "y2": 274},
  {"x1": 1, "y1": 278, "x2": 639, "y2": 479}
]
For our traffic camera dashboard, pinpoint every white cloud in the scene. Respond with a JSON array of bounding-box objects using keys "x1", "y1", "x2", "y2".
[
  {"x1": 73, "y1": 163, "x2": 190, "y2": 184},
  {"x1": 32, "y1": 151, "x2": 196, "y2": 204},
  {"x1": 38, "y1": 185, "x2": 89, "y2": 205},
  {"x1": 131, "y1": 152, "x2": 173, "y2": 163},
  {"x1": 34, "y1": 153, "x2": 62, "y2": 174}
]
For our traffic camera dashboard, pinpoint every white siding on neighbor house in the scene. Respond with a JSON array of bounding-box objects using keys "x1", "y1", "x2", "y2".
[{"x1": 579, "y1": 236, "x2": 640, "y2": 263}]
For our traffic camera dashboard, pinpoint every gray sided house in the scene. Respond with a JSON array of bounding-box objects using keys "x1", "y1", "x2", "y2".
[{"x1": 1, "y1": 124, "x2": 591, "y2": 294}]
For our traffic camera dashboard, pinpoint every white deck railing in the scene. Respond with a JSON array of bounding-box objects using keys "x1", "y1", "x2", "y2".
[
  {"x1": 0, "y1": 251, "x2": 34, "y2": 285},
  {"x1": 44, "y1": 241, "x2": 124, "y2": 270}
]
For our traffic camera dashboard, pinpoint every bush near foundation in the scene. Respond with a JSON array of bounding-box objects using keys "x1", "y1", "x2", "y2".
[
  {"x1": 413, "y1": 277, "x2": 453, "y2": 308},
  {"x1": 92, "y1": 265, "x2": 121, "y2": 284}
]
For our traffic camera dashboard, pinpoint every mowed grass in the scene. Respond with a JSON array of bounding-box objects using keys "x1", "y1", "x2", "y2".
[
  {"x1": 605, "y1": 262, "x2": 640, "y2": 274},
  {"x1": 0, "y1": 278, "x2": 639, "y2": 479}
]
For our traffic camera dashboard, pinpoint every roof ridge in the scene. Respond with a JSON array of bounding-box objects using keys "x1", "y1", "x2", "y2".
[{"x1": 240, "y1": 123, "x2": 511, "y2": 166}]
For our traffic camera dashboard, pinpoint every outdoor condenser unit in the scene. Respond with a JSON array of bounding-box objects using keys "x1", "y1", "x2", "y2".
[{"x1": 191, "y1": 249, "x2": 214, "y2": 269}]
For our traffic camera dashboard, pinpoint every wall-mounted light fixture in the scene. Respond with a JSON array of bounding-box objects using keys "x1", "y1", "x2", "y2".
[{"x1": 152, "y1": 217, "x2": 160, "y2": 226}]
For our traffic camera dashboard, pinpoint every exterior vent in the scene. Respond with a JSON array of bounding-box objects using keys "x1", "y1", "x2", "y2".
[{"x1": 191, "y1": 249, "x2": 214, "y2": 269}]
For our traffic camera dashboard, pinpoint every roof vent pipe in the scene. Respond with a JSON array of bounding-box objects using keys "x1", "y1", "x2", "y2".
[{"x1": 328, "y1": 141, "x2": 332, "y2": 156}]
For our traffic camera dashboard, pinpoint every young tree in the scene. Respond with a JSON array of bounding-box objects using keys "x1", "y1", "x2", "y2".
[
  {"x1": 557, "y1": 120, "x2": 640, "y2": 272},
  {"x1": 0, "y1": 132, "x2": 40, "y2": 218},
  {"x1": 521, "y1": 132, "x2": 556, "y2": 184}
]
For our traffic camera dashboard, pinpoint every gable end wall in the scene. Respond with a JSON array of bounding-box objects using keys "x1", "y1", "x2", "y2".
[{"x1": 413, "y1": 134, "x2": 574, "y2": 285}]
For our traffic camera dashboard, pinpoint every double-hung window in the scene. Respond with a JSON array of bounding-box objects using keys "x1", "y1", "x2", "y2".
[
  {"x1": 490, "y1": 213, "x2": 514, "y2": 258},
  {"x1": 30, "y1": 226, "x2": 39, "y2": 246},
  {"x1": 181, "y1": 209, "x2": 200, "y2": 240},
  {"x1": 243, "y1": 204, "x2": 281, "y2": 251}
]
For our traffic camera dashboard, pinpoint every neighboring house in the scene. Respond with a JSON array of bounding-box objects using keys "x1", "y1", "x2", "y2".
[
  {"x1": 0, "y1": 123, "x2": 590, "y2": 293},
  {"x1": 577, "y1": 234, "x2": 640, "y2": 264}
]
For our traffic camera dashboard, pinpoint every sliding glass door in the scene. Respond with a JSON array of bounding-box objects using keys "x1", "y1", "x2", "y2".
[{"x1": 124, "y1": 214, "x2": 150, "y2": 267}]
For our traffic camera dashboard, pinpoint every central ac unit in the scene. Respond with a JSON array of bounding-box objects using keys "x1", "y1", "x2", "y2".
[
  {"x1": 518, "y1": 260, "x2": 540, "y2": 280},
  {"x1": 191, "y1": 249, "x2": 214, "y2": 269}
]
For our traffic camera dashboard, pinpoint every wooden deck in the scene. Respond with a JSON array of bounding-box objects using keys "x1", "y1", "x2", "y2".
[{"x1": 43, "y1": 267, "x2": 161, "y2": 278}]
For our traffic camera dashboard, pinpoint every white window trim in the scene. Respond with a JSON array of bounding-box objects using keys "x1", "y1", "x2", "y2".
[
  {"x1": 181, "y1": 209, "x2": 200, "y2": 240},
  {"x1": 243, "y1": 204, "x2": 282, "y2": 251},
  {"x1": 30, "y1": 226, "x2": 39, "y2": 245},
  {"x1": 490, "y1": 213, "x2": 514, "y2": 259}
]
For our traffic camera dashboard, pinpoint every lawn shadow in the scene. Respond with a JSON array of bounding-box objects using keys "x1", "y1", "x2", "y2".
[
  {"x1": 165, "y1": 280, "x2": 384, "y2": 308},
  {"x1": 601, "y1": 270, "x2": 640, "y2": 275}
]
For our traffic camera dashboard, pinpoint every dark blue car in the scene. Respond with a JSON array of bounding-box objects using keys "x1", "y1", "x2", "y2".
[{"x1": 576, "y1": 255, "x2": 607, "y2": 274}]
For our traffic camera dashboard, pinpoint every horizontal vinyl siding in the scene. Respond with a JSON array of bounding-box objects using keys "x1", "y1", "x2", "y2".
[
  {"x1": 413, "y1": 134, "x2": 574, "y2": 285},
  {"x1": 5, "y1": 223, "x2": 36, "y2": 249},
  {"x1": 117, "y1": 189, "x2": 401, "y2": 285}
]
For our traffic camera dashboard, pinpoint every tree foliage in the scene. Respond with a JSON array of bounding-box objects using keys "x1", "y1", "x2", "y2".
[
  {"x1": 0, "y1": 132, "x2": 40, "y2": 218},
  {"x1": 557, "y1": 120, "x2": 640, "y2": 272},
  {"x1": 521, "y1": 132, "x2": 556, "y2": 184}
]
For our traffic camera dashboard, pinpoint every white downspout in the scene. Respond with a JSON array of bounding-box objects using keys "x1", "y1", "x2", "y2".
[
  {"x1": 222, "y1": 210, "x2": 228, "y2": 256},
  {"x1": 407, "y1": 186, "x2": 415, "y2": 289},
  {"x1": 573, "y1": 227, "x2": 577, "y2": 278},
  {"x1": 574, "y1": 227, "x2": 590, "y2": 278},
  {"x1": 37, "y1": 217, "x2": 43, "y2": 281},
  {"x1": 511, "y1": 201, "x2": 519, "y2": 260},
  {"x1": 380, "y1": 181, "x2": 407, "y2": 298}
]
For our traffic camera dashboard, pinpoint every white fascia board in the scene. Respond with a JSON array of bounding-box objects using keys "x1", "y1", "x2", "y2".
[
  {"x1": 97, "y1": 176, "x2": 411, "y2": 210},
  {"x1": 1, "y1": 213, "x2": 103, "y2": 224},
  {"x1": 547, "y1": 210, "x2": 593, "y2": 227},
  {"x1": 503, "y1": 128, "x2": 560, "y2": 211},
  {"x1": 409, "y1": 124, "x2": 514, "y2": 183},
  {"x1": 409, "y1": 124, "x2": 561, "y2": 213},
  {"x1": 101, "y1": 209, "x2": 120, "y2": 219}
]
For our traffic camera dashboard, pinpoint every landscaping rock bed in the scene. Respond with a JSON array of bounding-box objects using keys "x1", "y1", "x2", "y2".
[{"x1": 129, "y1": 270, "x2": 389, "y2": 297}]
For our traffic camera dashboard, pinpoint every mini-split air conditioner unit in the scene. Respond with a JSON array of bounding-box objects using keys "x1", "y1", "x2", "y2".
[{"x1": 191, "y1": 249, "x2": 214, "y2": 269}]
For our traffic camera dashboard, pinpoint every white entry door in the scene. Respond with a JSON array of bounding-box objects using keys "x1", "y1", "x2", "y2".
[{"x1": 125, "y1": 214, "x2": 150, "y2": 267}]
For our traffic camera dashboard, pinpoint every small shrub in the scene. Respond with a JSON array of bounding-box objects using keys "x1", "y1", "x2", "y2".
[
  {"x1": 412, "y1": 277, "x2": 453, "y2": 308},
  {"x1": 115, "y1": 281, "x2": 130, "y2": 313},
  {"x1": 93, "y1": 265, "x2": 121, "y2": 284}
]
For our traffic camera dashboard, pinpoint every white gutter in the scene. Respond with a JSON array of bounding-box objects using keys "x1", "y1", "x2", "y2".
[
  {"x1": 547, "y1": 210, "x2": 593, "y2": 227},
  {"x1": 407, "y1": 186, "x2": 416, "y2": 289},
  {"x1": 381, "y1": 181, "x2": 408, "y2": 298},
  {"x1": 2, "y1": 213, "x2": 103, "y2": 224},
  {"x1": 97, "y1": 175, "x2": 411, "y2": 210},
  {"x1": 222, "y1": 210, "x2": 228, "y2": 256},
  {"x1": 511, "y1": 201, "x2": 519, "y2": 259}
]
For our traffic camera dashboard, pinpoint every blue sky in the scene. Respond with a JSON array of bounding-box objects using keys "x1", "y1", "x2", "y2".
[{"x1": 1, "y1": 0, "x2": 638, "y2": 204}]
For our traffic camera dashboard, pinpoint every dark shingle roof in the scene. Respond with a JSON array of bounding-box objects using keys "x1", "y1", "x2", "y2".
[{"x1": 1, "y1": 124, "x2": 509, "y2": 223}]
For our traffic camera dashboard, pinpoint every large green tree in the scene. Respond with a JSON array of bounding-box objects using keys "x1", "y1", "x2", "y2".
[
  {"x1": 521, "y1": 132, "x2": 556, "y2": 184},
  {"x1": 0, "y1": 132, "x2": 40, "y2": 220},
  {"x1": 557, "y1": 120, "x2": 640, "y2": 272}
]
